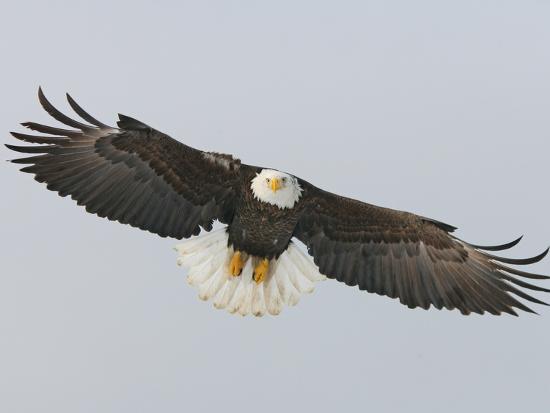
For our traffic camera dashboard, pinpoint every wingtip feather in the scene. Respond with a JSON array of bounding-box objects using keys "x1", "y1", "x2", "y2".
[
  {"x1": 470, "y1": 235, "x2": 524, "y2": 252},
  {"x1": 66, "y1": 92, "x2": 110, "y2": 128},
  {"x1": 486, "y1": 247, "x2": 549, "y2": 266}
]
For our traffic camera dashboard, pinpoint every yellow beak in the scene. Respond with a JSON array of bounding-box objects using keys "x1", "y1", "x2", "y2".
[{"x1": 270, "y1": 178, "x2": 282, "y2": 192}]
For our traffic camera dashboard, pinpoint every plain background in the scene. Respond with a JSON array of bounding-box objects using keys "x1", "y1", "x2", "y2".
[{"x1": 1, "y1": 1, "x2": 549, "y2": 412}]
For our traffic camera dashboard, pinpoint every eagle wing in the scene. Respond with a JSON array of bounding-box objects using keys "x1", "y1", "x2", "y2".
[
  {"x1": 7, "y1": 88, "x2": 241, "y2": 239},
  {"x1": 293, "y1": 182, "x2": 549, "y2": 315}
]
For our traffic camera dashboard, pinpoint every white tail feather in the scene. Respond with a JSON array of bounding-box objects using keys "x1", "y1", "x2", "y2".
[{"x1": 175, "y1": 228, "x2": 325, "y2": 317}]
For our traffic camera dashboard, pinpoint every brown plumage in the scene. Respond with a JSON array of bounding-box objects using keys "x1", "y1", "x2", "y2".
[
  {"x1": 293, "y1": 186, "x2": 548, "y2": 315},
  {"x1": 6, "y1": 88, "x2": 549, "y2": 316}
]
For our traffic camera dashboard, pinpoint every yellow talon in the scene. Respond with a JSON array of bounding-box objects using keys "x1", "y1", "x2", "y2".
[
  {"x1": 229, "y1": 251, "x2": 244, "y2": 276},
  {"x1": 253, "y1": 258, "x2": 270, "y2": 284}
]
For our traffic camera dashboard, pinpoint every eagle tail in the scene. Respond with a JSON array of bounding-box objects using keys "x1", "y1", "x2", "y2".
[{"x1": 174, "y1": 229, "x2": 325, "y2": 317}]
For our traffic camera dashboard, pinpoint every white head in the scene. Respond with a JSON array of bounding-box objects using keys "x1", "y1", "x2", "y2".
[{"x1": 250, "y1": 169, "x2": 303, "y2": 209}]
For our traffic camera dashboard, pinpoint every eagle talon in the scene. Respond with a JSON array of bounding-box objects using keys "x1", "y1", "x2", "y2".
[
  {"x1": 253, "y1": 258, "x2": 270, "y2": 284},
  {"x1": 229, "y1": 251, "x2": 244, "y2": 276}
]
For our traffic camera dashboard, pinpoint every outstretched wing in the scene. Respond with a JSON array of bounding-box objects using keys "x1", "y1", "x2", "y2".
[
  {"x1": 7, "y1": 88, "x2": 242, "y2": 239},
  {"x1": 293, "y1": 182, "x2": 549, "y2": 315}
]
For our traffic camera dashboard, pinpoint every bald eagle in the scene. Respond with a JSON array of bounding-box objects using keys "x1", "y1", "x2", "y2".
[{"x1": 6, "y1": 88, "x2": 549, "y2": 317}]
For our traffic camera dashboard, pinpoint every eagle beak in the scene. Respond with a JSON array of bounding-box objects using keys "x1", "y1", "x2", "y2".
[{"x1": 270, "y1": 178, "x2": 282, "y2": 192}]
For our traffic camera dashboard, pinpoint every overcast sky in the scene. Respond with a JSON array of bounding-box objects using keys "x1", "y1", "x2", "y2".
[{"x1": 1, "y1": 1, "x2": 549, "y2": 412}]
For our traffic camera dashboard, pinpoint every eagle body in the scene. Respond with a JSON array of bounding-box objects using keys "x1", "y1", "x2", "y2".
[
  {"x1": 228, "y1": 171, "x2": 302, "y2": 259},
  {"x1": 6, "y1": 88, "x2": 550, "y2": 317}
]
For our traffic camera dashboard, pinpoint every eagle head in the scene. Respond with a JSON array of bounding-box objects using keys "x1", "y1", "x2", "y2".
[{"x1": 251, "y1": 169, "x2": 302, "y2": 209}]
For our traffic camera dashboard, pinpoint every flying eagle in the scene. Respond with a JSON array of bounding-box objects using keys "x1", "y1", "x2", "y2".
[{"x1": 6, "y1": 88, "x2": 550, "y2": 317}]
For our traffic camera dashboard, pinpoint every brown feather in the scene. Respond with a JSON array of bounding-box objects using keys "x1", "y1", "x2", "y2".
[
  {"x1": 7, "y1": 88, "x2": 242, "y2": 239},
  {"x1": 293, "y1": 181, "x2": 549, "y2": 315}
]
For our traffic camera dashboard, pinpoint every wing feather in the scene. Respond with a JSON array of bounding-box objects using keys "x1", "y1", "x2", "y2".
[
  {"x1": 66, "y1": 92, "x2": 110, "y2": 128},
  {"x1": 7, "y1": 88, "x2": 244, "y2": 239},
  {"x1": 294, "y1": 182, "x2": 549, "y2": 315}
]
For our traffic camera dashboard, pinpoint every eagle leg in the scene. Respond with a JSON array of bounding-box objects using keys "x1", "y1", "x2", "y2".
[
  {"x1": 229, "y1": 251, "x2": 244, "y2": 276},
  {"x1": 253, "y1": 258, "x2": 270, "y2": 284}
]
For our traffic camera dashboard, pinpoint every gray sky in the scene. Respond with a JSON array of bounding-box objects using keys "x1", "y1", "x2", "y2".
[{"x1": 1, "y1": 1, "x2": 549, "y2": 412}]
